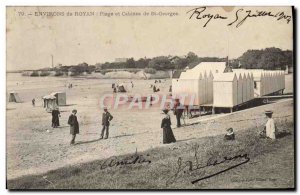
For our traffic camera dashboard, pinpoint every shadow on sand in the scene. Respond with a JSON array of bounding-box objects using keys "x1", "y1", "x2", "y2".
[{"x1": 75, "y1": 138, "x2": 101, "y2": 145}]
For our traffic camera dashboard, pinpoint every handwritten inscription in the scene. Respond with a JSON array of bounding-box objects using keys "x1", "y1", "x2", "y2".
[
  {"x1": 187, "y1": 7, "x2": 292, "y2": 28},
  {"x1": 99, "y1": 153, "x2": 151, "y2": 170},
  {"x1": 187, "y1": 7, "x2": 227, "y2": 27},
  {"x1": 166, "y1": 145, "x2": 250, "y2": 186}
]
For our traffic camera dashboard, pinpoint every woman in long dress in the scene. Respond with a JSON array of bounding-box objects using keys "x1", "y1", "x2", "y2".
[
  {"x1": 161, "y1": 109, "x2": 176, "y2": 144},
  {"x1": 51, "y1": 107, "x2": 60, "y2": 128}
]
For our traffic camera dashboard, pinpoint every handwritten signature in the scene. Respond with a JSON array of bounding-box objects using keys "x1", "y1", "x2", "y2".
[
  {"x1": 99, "y1": 152, "x2": 151, "y2": 170},
  {"x1": 187, "y1": 7, "x2": 292, "y2": 28},
  {"x1": 166, "y1": 145, "x2": 250, "y2": 186}
]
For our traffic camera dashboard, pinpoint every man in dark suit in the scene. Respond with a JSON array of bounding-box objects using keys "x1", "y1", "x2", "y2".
[
  {"x1": 174, "y1": 99, "x2": 184, "y2": 127},
  {"x1": 68, "y1": 109, "x2": 79, "y2": 145},
  {"x1": 101, "y1": 107, "x2": 113, "y2": 139}
]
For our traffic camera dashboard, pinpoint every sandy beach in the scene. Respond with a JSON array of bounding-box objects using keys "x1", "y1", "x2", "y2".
[{"x1": 6, "y1": 73, "x2": 294, "y2": 180}]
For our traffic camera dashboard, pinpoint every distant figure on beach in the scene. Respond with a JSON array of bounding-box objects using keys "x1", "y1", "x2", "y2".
[
  {"x1": 169, "y1": 85, "x2": 172, "y2": 92},
  {"x1": 224, "y1": 128, "x2": 235, "y2": 140},
  {"x1": 68, "y1": 109, "x2": 79, "y2": 145},
  {"x1": 174, "y1": 99, "x2": 184, "y2": 127},
  {"x1": 131, "y1": 81, "x2": 134, "y2": 88},
  {"x1": 161, "y1": 109, "x2": 176, "y2": 144},
  {"x1": 153, "y1": 85, "x2": 160, "y2": 92},
  {"x1": 101, "y1": 107, "x2": 113, "y2": 139},
  {"x1": 112, "y1": 83, "x2": 115, "y2": 89},
  {"x1": 32, "y1": 98, "x2": 35, "y2": 106},
  {"x1": 264, "y1": 110, "x2": 277, "y2": 139},
  {"x1": 51, "y1": 107, "x2": 61, "y2": 128}
]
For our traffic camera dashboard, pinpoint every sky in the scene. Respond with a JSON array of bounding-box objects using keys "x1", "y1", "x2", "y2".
[{"x1": 6, "y1": 6, "x2": 293, "y2": 70}]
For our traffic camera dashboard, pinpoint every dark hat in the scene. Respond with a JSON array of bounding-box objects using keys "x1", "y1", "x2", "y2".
[
  {"x1": 162, "y1": 108, "x2": 169, "y2": 114},
  {"x1": 226, "y1": 128, "x2": 233, "y2": 132},
  {"x1": 72, "y1": 109, "x2": 77, "y2": 113}
]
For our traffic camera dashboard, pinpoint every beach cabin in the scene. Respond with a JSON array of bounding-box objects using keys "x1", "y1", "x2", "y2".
[
  {"x1": 8, "y1": 92, "x2": 22, "y2": 103},
  {"x1": 213, "y1": 73, "x2": 238, "y2": 108},
  {"x1": 42, "y1": 95, "x2": 57, "y2": 111},
  {"x1": 172, "y1": 70, "x2": 213, "y2": 106},
  {"x1": 50, "y1": 92, "x2": 66, "y2": 106},
  {"x1": 233, "y1": 69, "x2": 285, "y2": 97}
]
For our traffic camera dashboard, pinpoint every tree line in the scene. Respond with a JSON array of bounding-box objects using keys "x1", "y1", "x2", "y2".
[{"x1": 44, "y1": 47, "x2": 292, "y2": 75}]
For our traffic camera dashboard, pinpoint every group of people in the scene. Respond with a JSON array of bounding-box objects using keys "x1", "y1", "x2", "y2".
[
  {"x1": 67, "y1": 107, "x2": 114, "y2": 145},
  {"x1": 52, "y1": 98, "x2": 278, "y2": 145},
  {"x1": 224, "y1": 110, "x2": 278, "y2": 140},
  {"x1": 161, "y1": 105, "x2": 279, "y2": 145}
]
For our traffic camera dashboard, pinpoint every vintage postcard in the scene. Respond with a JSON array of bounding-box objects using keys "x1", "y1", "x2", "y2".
[{"x1": 6, "y1": 6, "x2": 294, "y2": 189}]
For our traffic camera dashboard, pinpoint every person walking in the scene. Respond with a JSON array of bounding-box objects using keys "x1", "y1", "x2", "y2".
[
  {"x1": 101, "y1": 107, "x2": 113, "y2": 139},
  {"x1": 68, "y1": 109, "x2": 79, "y2": 145},
  {"x1": 161, "y1": 109, "x2": 176, "y2": 144}
]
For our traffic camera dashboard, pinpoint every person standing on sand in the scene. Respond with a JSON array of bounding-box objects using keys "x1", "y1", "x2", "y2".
[
  {"x1": 161, "y1": 108, "x2": 176, "y2": 144},
  {"x1": 32, "y1": 98, "x2": 35, "y2": 106},
  {"x1": 68, "y1": 109, "x2": 79, "y2": 145},
  {"x1": 131, "y1": 81, "x2": 134, "y2": 88},
  {"x1": 51, "y1": 107, "x2": 61, "y2": 128},
  {"x1": 173, "y1": 99, "x2": 184, "y2": 127},
  {"x1": 101, "y1": 107, "x2": 113, "y2": 139}
]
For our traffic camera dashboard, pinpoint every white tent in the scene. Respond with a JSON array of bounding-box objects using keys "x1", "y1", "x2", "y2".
[
  {"x1": 8, "y1": 92, "x2": 22, "y2": 103},
  {"x1": 191, "y1": 62, "x2": 226, "y2": 75},
  {"x1": 233, "y1": 69, "x2": 285, "y2": 96},
  {"x1": 246, "y1": 73, "x2": 252, "y2": 101},
  {"x1": 237, "y1": 74, "x2": 243, "y2": 104},
  {"x1": 207, "y1": 71, "x2": 214, "y2": 104},
  {"x1": 42, "y1": 95, "x2": 57, "y2": 111},
  {"x1": 250, "y1": 73, "x2": 254, "y2": 100},
  {"x1": 172, "y1": 70, "x2": 213, "y2": 106},
  {"x1": 213, "y1": 73, "x2": 238, "y2": 108},
  {"x1": 242, "y1": 74, "x2": 247, "y2": 102}
]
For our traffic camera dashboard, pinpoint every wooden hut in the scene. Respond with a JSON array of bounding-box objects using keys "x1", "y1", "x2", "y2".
[{"x1": 213, "y1": 73, "x2": 238, "y2": 108}]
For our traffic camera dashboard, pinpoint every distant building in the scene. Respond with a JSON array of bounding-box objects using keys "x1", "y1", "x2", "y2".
[
  {"x1": 115, "y1": 58, "x2": 128, "y2": 63},
  {"x1": 168, "y1": 55, "x2": 186, "y2": 64}
]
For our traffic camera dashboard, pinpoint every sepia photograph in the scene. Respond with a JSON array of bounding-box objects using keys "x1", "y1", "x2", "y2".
[{"x1": 6, "y1": 6, "x2": 295, "y2": 190}]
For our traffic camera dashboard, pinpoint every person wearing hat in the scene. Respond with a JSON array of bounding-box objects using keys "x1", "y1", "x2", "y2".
[
  {"x1": 68, "y1": 109, "x2": 79, "y2": 145},
  {"x1": 101, "y1": 107, "x2": 113, "y2": 139},
  {"x1": 224, "y1": 128, "x2": 235, "y2": 140},
  {"x1": 161, "y1": 108, "x2": 176, "y2": 144},
  {"x1": 264, "y1": 110, "x2": 277, "y2": 139}
]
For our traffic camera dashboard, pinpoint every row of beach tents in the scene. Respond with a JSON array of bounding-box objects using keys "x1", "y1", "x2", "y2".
[
  {"x1": 232, "y1": 69, "x2": 285, "y2": 97},
  {"x1": 172, "y1": 62, "x2": 285, "y2": 108}
]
